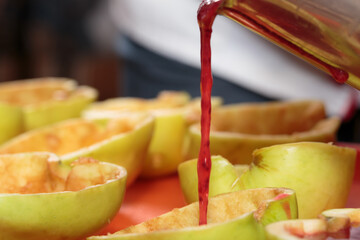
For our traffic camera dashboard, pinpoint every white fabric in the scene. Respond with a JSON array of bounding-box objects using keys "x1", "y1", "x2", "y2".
[{"x1": 109, "y1": 0, "x2": 358, "y2": 117}]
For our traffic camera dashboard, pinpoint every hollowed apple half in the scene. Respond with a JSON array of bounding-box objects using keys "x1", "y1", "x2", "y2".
[
  {"x1": 83, "y1": 91, "x2": 223, "y2": 178},
  {"x1": 239, "y1": 142, "x2": 356, "y2": 219},
  {"x1": 0, "y1": 77, "x2": 97, "y2": 137},
  {"x1": 266, "y1": 209, "x2": 360, "y2": 240},
  {"x1": 88, "y1": 188, "x2": 297, "y2": 240},
  {"x1": 320, "y1": 208, "x2": 360, "y2": 239},
  {"x1": 187, "y1": 100, "x2": 340, "y2": 164},
  {"x1": 0, "y1": 114, "x2": 154, "y2": 185},
  {"x1": 265, "y1": 219, "x2": 328, "y2": 240},
  {"x1": 0, "y1": 152, "x2": 127, "y2": 240}
]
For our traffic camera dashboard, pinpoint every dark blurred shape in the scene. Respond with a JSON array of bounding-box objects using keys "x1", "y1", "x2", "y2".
[
  {"x1": 0, "y1": 0, "x2": 28, "y2": 80},
  {"x1": 0, "y1": 0, "x2": 120, "y2": 100}
]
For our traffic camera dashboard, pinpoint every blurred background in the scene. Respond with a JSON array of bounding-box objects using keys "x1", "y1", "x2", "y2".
[
  {"x1": 0, "y1": 0, "x2": 359, "y2": 142},
  {"x1": 0, "y1": 0, "x2": 119, "y2": 100}
]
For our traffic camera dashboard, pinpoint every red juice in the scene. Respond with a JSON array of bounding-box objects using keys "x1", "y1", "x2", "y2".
[{"x1": 197, "y1": 0, "x2": 223, "y2": 225}]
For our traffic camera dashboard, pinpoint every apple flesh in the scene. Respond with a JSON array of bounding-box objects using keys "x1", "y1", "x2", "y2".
[
  {"x1": 239, "y1": 142, "x2": 356, "y2": 218},
  {"x1": 178, "y1": 156, "x2": 241, "y2": 203},
  {"x1": 265, "y1": 219, "x2": 328, "y2": 240},
  {"x1": 88, "y1": 188, "x2": 298, "y2": 240}
]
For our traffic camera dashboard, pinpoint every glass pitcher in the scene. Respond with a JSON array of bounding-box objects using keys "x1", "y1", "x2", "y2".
[{"x1": 216, "y1": 0, "x2": 360, "y2": 90}]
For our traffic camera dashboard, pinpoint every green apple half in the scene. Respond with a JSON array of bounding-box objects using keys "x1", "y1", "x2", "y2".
[
  {"x1": 186, "y1": 100, "x2": 340, "y2": 165},
  {"x1": 88, "y1": 188, "x2": 298, "y2": 240},
  {"x1": 83, "y1": 91, "x2": 223, "y2": 178},
  {"x1": 320, "y1": 208, "x2": 360, "y2": 238},
  {"x1": 0, "y1": 152, "x2": 127, "y2": 240},
  {"x1": 0, "y1": 77, "x2": 98, "y2": 135},
  {"x1": 178, "y1": 156, "x2": 241, "y2": 203},
  {"x1": 239, "y1": 142, "x2": 356, "y2": 219},
  {"x1": 0, "y1": 114, "x2": 154, "y2": 186},
  {"x1": 265, "y1": 219, "x2": 328, "y2": 240}
]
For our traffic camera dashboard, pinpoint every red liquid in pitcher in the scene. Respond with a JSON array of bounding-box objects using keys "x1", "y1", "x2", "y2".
[{"x1": 219, "y1": 2, "x2": 350, "y2": 84}]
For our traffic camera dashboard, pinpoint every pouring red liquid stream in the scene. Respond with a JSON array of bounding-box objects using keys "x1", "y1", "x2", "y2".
[
  {"x1": 197, "y1": 0, "x2": 222, "y2": 225},
  {"x1": 197, "y1": 0, "x2": 356, "y2": 225}
]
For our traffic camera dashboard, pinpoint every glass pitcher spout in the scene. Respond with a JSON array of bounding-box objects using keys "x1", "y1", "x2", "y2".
[{"x1": 217, "y1": 0, "x2": 360, "y2": 89}]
